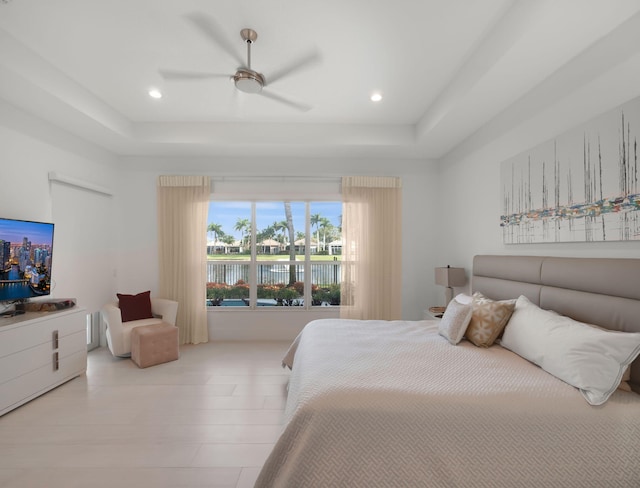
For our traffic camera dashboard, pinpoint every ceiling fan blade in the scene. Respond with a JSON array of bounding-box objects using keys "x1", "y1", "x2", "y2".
[
  {"x1": 184, "y1": 12, "x2": 244, "y2": 67},
  {"x1": 159, "y1": 69, "x2": 230, "y2": 81},
  {"x1": 266, "y1": 49, "x2": 321, "y2": 85},
  {"x1": 231, "y1": 83, "x2": 245, "y2": 114},
  {"x1": 259, "y1": 90, "x2": 312, "y2": 112}
]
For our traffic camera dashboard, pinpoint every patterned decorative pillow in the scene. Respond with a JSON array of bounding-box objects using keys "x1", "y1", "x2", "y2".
[
  {"x1": 465, "y1": 292, "x2": 516, "y2": 347},
  {"x1": 438, "y1": 299, "x2": 473, "y2": 345}
]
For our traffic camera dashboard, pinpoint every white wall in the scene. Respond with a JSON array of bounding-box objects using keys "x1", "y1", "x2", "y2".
[
  {"x1": 6, "y1": 89, "x2": 640, "y2": 342},
  {"x1": 117, "y1": 156, "x2": 440, "y2": 339},
  {"x1": 0, "y1": 100, "x2": 441, "y2": 342},
  {"x1": 0, "y1": 104, "x2": 120, "y2": 314},
  {"x1": 6, "y1": 83, "x2": 640, "y2": 342},
  {"x1": 437, "y1": 93, "x2": 640, "y2": 295}
]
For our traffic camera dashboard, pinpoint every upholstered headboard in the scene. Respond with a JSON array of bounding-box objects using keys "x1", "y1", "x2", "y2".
[{"x1": 472, "y1": 255, "x2": 640, "y2": 392}]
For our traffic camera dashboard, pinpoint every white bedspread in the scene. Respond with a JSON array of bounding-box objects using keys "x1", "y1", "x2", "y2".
[{"x1": 255, "y1": 319, "x2": 640, "y2": 487}]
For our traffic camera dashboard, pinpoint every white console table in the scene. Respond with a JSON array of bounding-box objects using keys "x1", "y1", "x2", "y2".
[{"x1": 0, "y1": 307, "x2": 87, "y2": 416}]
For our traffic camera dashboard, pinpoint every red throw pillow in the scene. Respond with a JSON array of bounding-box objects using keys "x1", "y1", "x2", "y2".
[{"x1": 117, "y1": 290, "x2": 153, "y2": 322}]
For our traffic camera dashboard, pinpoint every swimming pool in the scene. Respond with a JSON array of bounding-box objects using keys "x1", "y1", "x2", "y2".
[{"x1": 217, "y1": 298, "x2": 278, "y2": 306}]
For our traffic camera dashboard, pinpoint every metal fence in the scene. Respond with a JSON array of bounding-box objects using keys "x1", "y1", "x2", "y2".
[
  {"x1": 206, "y1": 261, "x2": 341, "y2": 287},
  {"x1": 206, "y1": 263, "x2": 249, "y2": 285}
]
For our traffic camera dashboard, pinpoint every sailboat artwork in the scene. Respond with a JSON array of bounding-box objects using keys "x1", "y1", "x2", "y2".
[{"x1": 501, "y1": 96, "x2": 640, "y2": 243}]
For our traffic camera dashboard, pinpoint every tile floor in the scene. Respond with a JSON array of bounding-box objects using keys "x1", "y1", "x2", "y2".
[{"x1": 0, "y1": 341, "x2": 291, "y2": 488}]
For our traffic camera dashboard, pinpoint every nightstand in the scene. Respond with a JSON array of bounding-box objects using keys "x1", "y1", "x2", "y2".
[{"x1": 424, "y1": 306, "x2": 446, "y2": 320}]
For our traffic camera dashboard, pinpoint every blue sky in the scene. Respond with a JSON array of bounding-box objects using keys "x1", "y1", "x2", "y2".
[
  {"x1": 0, "y1": 219, "x2": 54, "y2": 246},
  {"x1": 208, "y1": 201, "x2": 341, "y2": 240}
]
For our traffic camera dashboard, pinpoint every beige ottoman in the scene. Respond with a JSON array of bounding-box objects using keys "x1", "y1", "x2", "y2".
[{"x1": 130, "y1": 323, "x2": 179, "y2": 368}]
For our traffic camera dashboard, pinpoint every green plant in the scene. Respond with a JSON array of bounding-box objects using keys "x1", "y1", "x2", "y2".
[
  {"x1": 206, "y1": 284, "x2": 228, "y2": 305},
  {"x1": 230, "y1": 284, "x2": 249, "y2": 298},
  {"x1": 276, "y1": 287, "x2": 299, "y2": 300},
  {"x1": 312, "y1": 288, "x2": 331, "y2": 305},
  {"x1": 313, "y1": 284, "x2": 340, "y2": 305},
  {"x1": 257, "y1": 283, "x2": 283, "y2": 299},
  {"x1": 327, "y1": 284, "x2": 341, "y2": 305},
  {"x1": 275, "y1": 286, "x2": 300, "y2": 306}
]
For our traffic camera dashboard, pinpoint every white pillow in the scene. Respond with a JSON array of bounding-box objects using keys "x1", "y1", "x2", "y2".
[
  {"x1": 501, "y1": 295, "x2": 640, "y2": 405},
  {"x1": 453, "y1": 293, "x2": 473, "y2": 305},
  {"x1": 438, "y1": 299, "x2": 473, "y2": 345}
]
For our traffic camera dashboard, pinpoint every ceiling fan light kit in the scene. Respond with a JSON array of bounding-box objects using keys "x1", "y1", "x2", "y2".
[{"x1": 233, "y1": 69, "x2": 264, "y2": 93}]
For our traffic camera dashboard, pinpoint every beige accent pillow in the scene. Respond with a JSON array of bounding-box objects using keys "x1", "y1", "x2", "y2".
[
  {"x1": 438, "y1": 299, "x2": 473, "y2": 345},
  {"x1": 619, "y1": 367, "x2": 631, "y2": 392},
  {"x1": 465, "y1": 292, "x2": 515, "y2": 347}
]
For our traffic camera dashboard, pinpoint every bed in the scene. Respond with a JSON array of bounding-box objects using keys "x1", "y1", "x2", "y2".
[{"x1": 255, "y1": 255, "x2": 640, "y2": 487}]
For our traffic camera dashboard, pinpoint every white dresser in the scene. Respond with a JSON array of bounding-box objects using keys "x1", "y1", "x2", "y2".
[{"x1": 0, "y1": 307, "x2": 87, "y2": 416}]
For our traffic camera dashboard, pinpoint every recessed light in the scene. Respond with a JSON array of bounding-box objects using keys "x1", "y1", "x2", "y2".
[
  {"x1": 370, "y1": 93, "x2": 382, "y2": 102},
  {"x1": 148, "y1": 89, "x2": 163, "y2": 99}
]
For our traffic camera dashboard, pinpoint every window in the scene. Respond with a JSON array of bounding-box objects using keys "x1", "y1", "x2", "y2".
[{"x1": 206, "y1": 200, "x2": 342, "y2": 309}]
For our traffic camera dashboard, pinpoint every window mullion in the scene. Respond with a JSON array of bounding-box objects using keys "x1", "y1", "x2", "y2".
[
  {"x1": 304, "y1": 202, "x2": 311, "y2": 309},
  {"x1": 250, "y1": 202, "x2": 257, "y2": 309}
]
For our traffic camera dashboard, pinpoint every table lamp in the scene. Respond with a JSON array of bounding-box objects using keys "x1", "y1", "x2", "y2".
[{"x1": 435, "y1": 265, "x2": 466, "y2": 305}]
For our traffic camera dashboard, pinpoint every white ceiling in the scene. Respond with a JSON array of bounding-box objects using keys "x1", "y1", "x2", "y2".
[{"x1": 1, "y1": 0, "x2": 640, "y2": 159}]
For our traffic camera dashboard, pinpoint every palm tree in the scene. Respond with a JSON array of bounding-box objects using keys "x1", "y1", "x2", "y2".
[
  {"x1": 256, "y1": 226, "x2": 276, "y2": 254},
  {"x1": 272, "y1": 220, "x2": 288, "y2": 245},
  {"x1": 310, "y1": 213, "x2": 321, "y2": 252},
  {"x1": 234, "y1": 218, "x2": 251, "y2": 250},
  {"x1": 257, "y1": 226, "x2": 275, "y2": 242},
  {"x1": 207, "y1": 223, "x2": 224, "y2": 243},
  {"x1": 284, "y1": 202, "x2": 296, "y2": 285},
  {"x1": 221, "y1": 234, "x2": 236, "y2": 245},
  {"x1": 319, "y1": 217, "x2": 332, "y2": 252}
]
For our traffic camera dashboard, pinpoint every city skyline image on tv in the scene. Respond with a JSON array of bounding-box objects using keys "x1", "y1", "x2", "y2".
[{"x1": 0, "y1": 218, "x2": 55, "y2": 302}]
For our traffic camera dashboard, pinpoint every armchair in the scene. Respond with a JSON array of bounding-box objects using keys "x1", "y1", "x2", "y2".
[{"x1": 102, "y1": 298, "x2": 178, "y2": 357}]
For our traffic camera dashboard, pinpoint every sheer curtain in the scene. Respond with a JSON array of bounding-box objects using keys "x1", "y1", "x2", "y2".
[
  {"x1": 341, "y1": 176, "x2": 402, "y2": 320},
  {"x1": 157, "y1": 175, "x2": 210, "y2": 344}
]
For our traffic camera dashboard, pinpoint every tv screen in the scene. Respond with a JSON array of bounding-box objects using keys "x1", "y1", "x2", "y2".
[{"x1": 0, "y1": 218, "x2": 55, "y2": 302}]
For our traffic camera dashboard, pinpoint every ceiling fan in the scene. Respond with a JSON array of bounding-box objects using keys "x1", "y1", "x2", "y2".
[{"x1": 159, "y1": 13, "x2": 320, "y2": 112}]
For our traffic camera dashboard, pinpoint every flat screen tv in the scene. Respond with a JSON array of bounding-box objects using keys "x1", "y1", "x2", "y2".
[{"x1": 0, "y1": 218, "x2": 55, "y2": 303}]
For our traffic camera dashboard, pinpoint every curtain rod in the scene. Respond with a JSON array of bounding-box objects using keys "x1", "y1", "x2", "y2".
[
  {"x1": 48, "y1": 172, "x2": 113, "y2": 196},
  {"x1": 210, "y1": 175, "x2": 341, "y2": 183}
]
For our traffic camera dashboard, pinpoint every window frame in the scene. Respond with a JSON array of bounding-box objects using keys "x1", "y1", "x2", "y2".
[{"x1": 207, "y1": 194, "x2": 342, "y2": 311}]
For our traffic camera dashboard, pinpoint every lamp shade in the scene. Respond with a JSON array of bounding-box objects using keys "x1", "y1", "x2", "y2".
[{"x1": 434, "y1": 266, "x2": 466, "y2": 287}]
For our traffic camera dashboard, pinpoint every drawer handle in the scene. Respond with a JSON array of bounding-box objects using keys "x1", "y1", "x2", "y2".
[
  {"x1": 53, "y1": 352, "x2": 59, "y2": 371},
  {"x1": 52, "y1": 330, "x2": 59, "y2": 349}
]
